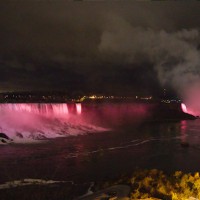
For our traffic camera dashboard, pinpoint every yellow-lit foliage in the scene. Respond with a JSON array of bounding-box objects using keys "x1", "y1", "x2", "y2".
[
  {"x1": 129, "y1": 169, "x2": 200, "y2": 200},
  {"x1": 95, "y1": 169, "x2": 200, "y2": 199}
]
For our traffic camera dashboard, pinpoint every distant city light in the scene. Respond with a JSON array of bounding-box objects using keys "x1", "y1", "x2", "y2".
[{"x1": 89, "y1": 95, "x2": 96, "y2": 99}]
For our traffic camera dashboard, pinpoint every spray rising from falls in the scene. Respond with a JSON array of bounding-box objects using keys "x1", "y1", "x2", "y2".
[
  {"x1": 0, "y1": 103, "x2": 106, "y2": 144},
  {"x1": 99, "y1": 15, "x2": 200, "y2": 115}
]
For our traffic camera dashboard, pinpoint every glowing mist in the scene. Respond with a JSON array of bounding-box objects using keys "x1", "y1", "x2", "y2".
[{"x1": 181, "y1": 103, "x2": 187, "y2": 113}]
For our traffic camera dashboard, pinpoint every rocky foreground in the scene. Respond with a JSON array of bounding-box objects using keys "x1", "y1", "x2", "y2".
[
  {"x1": 76, "y1": 169, "x2": 200, "y2": 200},
  {"x1": 0, "y1": 170, "x2": 200, "y2": 200}
]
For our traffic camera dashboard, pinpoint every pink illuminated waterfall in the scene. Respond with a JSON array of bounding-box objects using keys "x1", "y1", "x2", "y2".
[
  {"x1": 0, "y1": 103, "x2": 82, "y2": 117},
  {"x1": 76, "y1": 103, "x2": 82, "y2": 115}
]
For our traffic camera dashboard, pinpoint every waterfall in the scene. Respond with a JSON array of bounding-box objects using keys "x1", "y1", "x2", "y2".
[
  {"x1": 0, "y1": 103, "x2": 106, "y2": 143},
  {"x1": 0, "y1": 103, "x2": 82, "y2": 117}
]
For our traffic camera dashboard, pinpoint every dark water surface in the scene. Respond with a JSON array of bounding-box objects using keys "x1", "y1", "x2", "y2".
[{"x1": 1, "y1": 119, "x2": 200, "y2": 185}]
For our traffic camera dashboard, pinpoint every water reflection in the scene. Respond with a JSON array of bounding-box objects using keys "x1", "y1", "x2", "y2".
[
  {"x1": 1, "y1": 120, "x2": 200, "y2": 184},
  {"x1": 180, "y1": 120, "x2": 188, "y2": 145}
]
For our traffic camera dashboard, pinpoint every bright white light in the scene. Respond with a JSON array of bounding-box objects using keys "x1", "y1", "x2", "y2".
[
  {"x1": 181, "y1": 103, "x2": 187, "y2": 113},
  {"x1": 76, "y1": 103, "x2": 82, "y2": 115}
]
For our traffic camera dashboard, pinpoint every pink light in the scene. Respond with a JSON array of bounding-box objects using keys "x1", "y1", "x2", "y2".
[
  {"x1": 76, "y1": 103, "x2": 82, "y2": 115},
  {"x1": 52, "y1": 104, "x2": 69, "y2": 115},
  {"x1": 0, "y1": 103, "x2": 71, "y2": 117},
  {"x1": 181, "y1": 103, "x2": 187, "y2": 113}
]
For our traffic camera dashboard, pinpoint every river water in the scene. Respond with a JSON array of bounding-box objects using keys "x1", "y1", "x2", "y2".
[{"x1": 0, "y1": 118, "x2": 200, "y2": 187}]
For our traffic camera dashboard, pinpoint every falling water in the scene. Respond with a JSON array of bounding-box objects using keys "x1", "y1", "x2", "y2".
[
  {"x1": 0, "y1": 103, "x2": 106, "y2": 144},
  {"x1": 76, "y1": 103, "x2": 82, "y2": 115},
  {"x1": 0, "y1": 103, "x2": 82, "y2": 117}
]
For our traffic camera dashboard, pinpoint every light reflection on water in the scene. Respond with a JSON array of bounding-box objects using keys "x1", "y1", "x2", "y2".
[{"x1": 1, "y1": 119, "x2": 200, "y2": 184}]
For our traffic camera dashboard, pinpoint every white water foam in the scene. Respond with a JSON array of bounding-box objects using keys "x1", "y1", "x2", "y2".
[
  {"x1": 63, "y1": 136, "x2": 181, "y2": 159},
  {"x1": 0, "y1": 179, "x2": 73, "y2": 189},
  {"x1": 0, "y1": 103, "x2": 107, "y2": 144}
]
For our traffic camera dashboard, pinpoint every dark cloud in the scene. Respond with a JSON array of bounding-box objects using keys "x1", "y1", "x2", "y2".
[{"x1": 1, "y1": 1, "x2": 200, "y2": 95}]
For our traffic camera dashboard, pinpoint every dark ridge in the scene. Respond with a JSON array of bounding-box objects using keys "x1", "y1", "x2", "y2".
[{"x1": 0, "y1": 133, "x2": 10, "y2": 140}]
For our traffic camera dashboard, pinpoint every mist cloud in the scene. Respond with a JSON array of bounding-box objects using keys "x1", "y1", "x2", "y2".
[
  {"x1": 99, "y1": 15, "x2": 200, "y2": 108},
  {"x1": 1, "y1": 2, "x2": 200, "y2": 96}
]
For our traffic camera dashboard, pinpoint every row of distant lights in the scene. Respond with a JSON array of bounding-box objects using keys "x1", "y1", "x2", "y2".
[
  {"x1": 4, "y1": 94, "x2": 153, "y2": 102},
  {"x1": 82, "y1": 95, "x2": 181, "y2": 103},
  {"x1": 161, "y1": 99, "x2": 182, "y2": 104},
  {"x1": 78, "y1": 95, "x2": 153, "y2": 102},
  {"x1": 3, "y1": 95, "x2": 68, "y2": 99}
]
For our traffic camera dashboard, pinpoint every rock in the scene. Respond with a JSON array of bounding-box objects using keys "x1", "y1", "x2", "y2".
[
  {"x1": 1, "y1": 139, "x2": 7, "y2": 143},
  {"x1": 16, "y1": 132, "x2": 23, "y2": 138},
  {"x1": 0, "y1": 132, "x2": 10, "y2": 140},
  {"x1": 0, "y1": 133, "x2": 13, "y2": 144},
  {"x1": 76, "y1": 185, "x2": 130, "y2": 200}
]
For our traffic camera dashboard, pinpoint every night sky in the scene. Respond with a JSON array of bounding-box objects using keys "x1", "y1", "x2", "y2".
[{"x1": 1, "y1": 1, "x2": 200, "y2": 97}]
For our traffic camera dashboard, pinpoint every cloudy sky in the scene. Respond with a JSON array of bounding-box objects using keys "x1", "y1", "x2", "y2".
[{"x1": 1, "y1": 1, "x2": 200, "y2": 97}]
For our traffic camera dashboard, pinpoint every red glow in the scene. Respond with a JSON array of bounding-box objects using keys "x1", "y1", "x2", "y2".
[
  {"x1": 0, "y1": 102, "x2": 150, "y2": 142},
  {"x1": 181, "y1": 103, "x2": 187, "y2": 113},
  {"x1": 82, "y1": 103, "x2": 151, "y2": 127},
  {"x1": 76, "y1": 103, "x2": 82, "y2": 115},
  {"x1": 181, "y1": 83, "x2": 200, "y2": 116}
]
